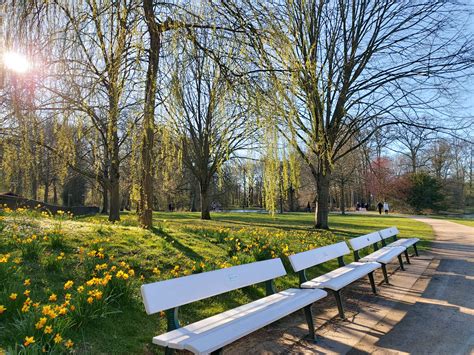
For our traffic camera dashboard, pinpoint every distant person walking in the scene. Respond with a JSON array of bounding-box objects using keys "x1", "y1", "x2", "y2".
[
  {"x1": 377, "y1": 202, "x2": 383, "y2": 215},
  {"x1": 383, "y1": 201, "x2": 389, "y2": 214}
]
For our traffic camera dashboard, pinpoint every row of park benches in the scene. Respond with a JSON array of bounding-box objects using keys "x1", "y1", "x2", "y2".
[{"x1": 141, "y1": 226, "x2": 420, "y2": 355}]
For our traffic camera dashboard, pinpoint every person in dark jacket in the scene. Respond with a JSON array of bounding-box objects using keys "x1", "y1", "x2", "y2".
[{"x1": 377, "y1": 202, "x2": 383, "y2": 215}]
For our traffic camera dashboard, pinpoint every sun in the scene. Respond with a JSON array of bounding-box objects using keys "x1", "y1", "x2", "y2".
[{"x1": 2, "y1": 51, "x2": 31, "y2": 74}]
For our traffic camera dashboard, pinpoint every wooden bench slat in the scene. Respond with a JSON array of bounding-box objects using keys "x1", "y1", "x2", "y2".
[
  {"x1": 300, "y1": 261, "x2": 380, "y2": 291},
  {"x1": 388, "y1": 238, "x2": 420, "y2": 248},
  {"x1": 379, "y1": 226, "x2": 420, "y2": 249},
  {"x1": 360, "y1": 246, "x2": 406, "y2": 264},
  {"x1": 379, "y1": 226, "x2": 400, "y2": 240},
  {"x1": 153, "y1": 288, "x2": 326, "y2": 354},
  {"x1": 288, "y1": 241, "x2": 350, "y2": 272},
  {"x1": 141, "y1": 258, "x2": 286, "y2": 314},
  {"x1": 348, "y1": 232, "x2": 382, "y2": 251}
]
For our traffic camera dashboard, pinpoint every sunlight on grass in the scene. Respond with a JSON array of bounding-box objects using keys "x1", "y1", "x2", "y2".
[{"x1": 0, "y1": 209, "x2": 434, "y2": 353}]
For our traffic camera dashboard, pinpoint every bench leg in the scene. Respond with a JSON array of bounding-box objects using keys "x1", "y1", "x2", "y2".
[
  {"x1": 397, "y1": 255, "x2": 405, "y2": 271},
  {"x1": 368, "y1": 272, "x2": 377, "y2": 294},
  {"x1": 381, "y1": 264, "x2": 389, "y2": 284},
  {"x1": 165, "y1": 347, "x2": 174, "y2": 355},
  {"x1": 332, "y1": 290, "x2": 345, "y2": 319},
  {"x1": 303, "y1": 304, "x2": 316, "y2": 342},
  {"x1": 413, "y1": 243, "x2": 419, "y2": 256},
  {"x1": 210, "y1": 348, "x2": 223, "y2": 355},
  {"x1": 404, "y1": 249, "x2": 410, "y2": 264}
]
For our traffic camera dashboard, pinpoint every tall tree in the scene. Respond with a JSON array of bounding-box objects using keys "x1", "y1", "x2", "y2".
[
  {"x1": 139, "y1": 0, "x2": 161, "y2": 228},
  {"x1": 223, "y1": 0, "x2": 473, "y2": 228},
  {"x1": 42, "y1": 0, "x2": 142, "y2": 221},
  {"x1": 167, "y1": 28, "x2": 252, "y2": 219}
]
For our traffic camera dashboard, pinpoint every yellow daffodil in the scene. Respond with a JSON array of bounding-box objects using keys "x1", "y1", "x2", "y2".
[
  {"x1": 65, "y1": 339, "x2": 74, "y2": 348},
  {"x1": 35, "y1": 317, "x2": 47, "y2": 329},
  {"x1": 24, "y1": 336, "x2": 35, "y2": 346},
  {"x1": 44, "y1": 325, "x2": 53, "y2": 334}
]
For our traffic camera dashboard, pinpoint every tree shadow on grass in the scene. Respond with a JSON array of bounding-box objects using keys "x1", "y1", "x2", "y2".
[
  {"x1": 209, "y1": 218, "x2": 321, "y2": 233},
  {"x1": 151, "y1": 226, "x2": 205, "y2": 261},
  {"x1": 327, "y1": 228, "x2": 358, "y2": 239}
]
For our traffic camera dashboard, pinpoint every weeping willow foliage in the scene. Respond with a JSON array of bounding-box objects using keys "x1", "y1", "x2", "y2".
[
  {"x1": 53, "y1": 120, "x2": 76, "y2": 183},
  {"x1": 261, "y1": 129, "x2": 301, "y2": 213},
  {"x1": 1, "y1": 139, "x2": 21, "y2": 190},
  {"x1": 252, "y1": 77, "x2": 301, "y2": 214},
  {"x1": 162, "y1": 12, "x2": 255, "y2": 215},
  {"x1": 128, "y1": 122, "x2": 183, "y2": 210}
]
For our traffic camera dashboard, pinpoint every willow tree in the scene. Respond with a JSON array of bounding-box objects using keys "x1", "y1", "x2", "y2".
[
  {"x1": 223, "y1": 0, "x2": 473, "y2": 228},
  {"x1": 35, "y1": 0, "x2": 143, "y2": 221},
  {"x1": 166, "y1": 28, "x2": 253, "y2": 220},
  {"x1": 136, "y1": 1, "x2": 249, "y2": 227}
]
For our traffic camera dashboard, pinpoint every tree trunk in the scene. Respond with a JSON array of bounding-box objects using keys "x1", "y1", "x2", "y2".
[
  {"x1": 139, "y1": 0, "x2": 161, "y2": 229},
  {"x1": 53, "y1": 180, "x2": 58, "y2": 204},
  {"x1": 31, "y1": 176, "x2": 38, "y2": 201},
  {"x1": 315, "y1": 169, "x2": 331, "y2": 229},
  {"x1": 288, "y1": 186, "x2": 295, "y2": 212},
  {"x1": 340, "y1": 181, "x2": 346, "y2": 215},
  {"x1": 101, "y1": 186, "x2": 108, "y2": 214},
  {"x1": 44, "y1": 182, "x2": 49, "y2": 203},
  {"x1": 108, "y1": 151, "x2": 120, "y2": 222},
  {"x1": 411, "y1": 151, "x2": 417, "y2": 174},
  {"x1": 108, "y1": 178, "x2": 120, "y2": 222},
  {"x1": 200, "y1": 182, "x2": 211, "y2": 220},
  {"x1": 190, "y1": 187, "x2": 197, "y2": 212}
]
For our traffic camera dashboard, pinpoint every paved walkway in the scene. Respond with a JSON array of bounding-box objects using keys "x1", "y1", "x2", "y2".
[
  {"x1": 348, "y1": 218, "x2": 474, "y2": 355},
  {"x1": 225, "y1": 218, "x2": 474, "y2": 355}
]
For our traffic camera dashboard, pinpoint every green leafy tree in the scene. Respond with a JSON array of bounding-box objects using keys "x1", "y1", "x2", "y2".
[{"x1": 407, "y1": 172, "x2": 444, "y2": 212}]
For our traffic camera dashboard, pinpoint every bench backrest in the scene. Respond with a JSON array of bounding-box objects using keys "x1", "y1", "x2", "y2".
[
  {"x1": 379, "y1": 226, "x2": 399, "y2": 240},
  {"x1": 288, "y1": 242, "x2": 350, "y2": 272},
  {"x1": 348, "y1": 231, "x2": 381, "y2": 251},
  {"x1": 141, "y1": 258, "x2": 286, "y2": 315}
]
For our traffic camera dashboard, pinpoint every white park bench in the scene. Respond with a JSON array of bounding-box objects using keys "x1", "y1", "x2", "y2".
[
  {"x1": 141, "y1": 258, "x2": 327, "y2": 355},
  {"x1": 348, "y1": 231, "x2": 406, "y2": 284},
  {"x1": 288, "y1": 241, "x2": 380, "y2": 319},
  {"x1": 379, "y1": 226, "x2": 420, "y2": 263}
]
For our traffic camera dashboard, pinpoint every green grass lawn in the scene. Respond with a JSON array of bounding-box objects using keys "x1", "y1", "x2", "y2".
[{"x1": 0, "y1": 210, "x2": 433, "y2": 354}]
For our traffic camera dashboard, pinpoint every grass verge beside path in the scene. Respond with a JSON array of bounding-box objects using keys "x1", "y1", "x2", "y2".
[
  {"x1": 430, "y1": 215, "x2": 474, "y2": 228},
  {"x1": 0, "y1": 210, "x2": 433, "y2": 354}
]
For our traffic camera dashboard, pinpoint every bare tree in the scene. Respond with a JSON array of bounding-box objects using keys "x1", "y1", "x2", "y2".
[
  {"x1": 222, "y1": 0, "x2": 473, "y2": 228},
  {"x1": 166, "y1": 28, "x2": 253, "y2": 219},
  {"x1": 40, "y1": 0, "x2": 142, "y2": 221},
  {"x1": 391, "y1": 123, "x2": 434, "y2": 174}
]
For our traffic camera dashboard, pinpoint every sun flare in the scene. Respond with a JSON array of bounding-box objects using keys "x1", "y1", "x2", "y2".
[{"x1": 2, "y1": 51, "x2": 31, "y2": 74}]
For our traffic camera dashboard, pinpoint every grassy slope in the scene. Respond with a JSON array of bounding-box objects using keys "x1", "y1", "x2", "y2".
[{"x1": 0, "y1": 211, "x2": 433, "y2": 354}]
